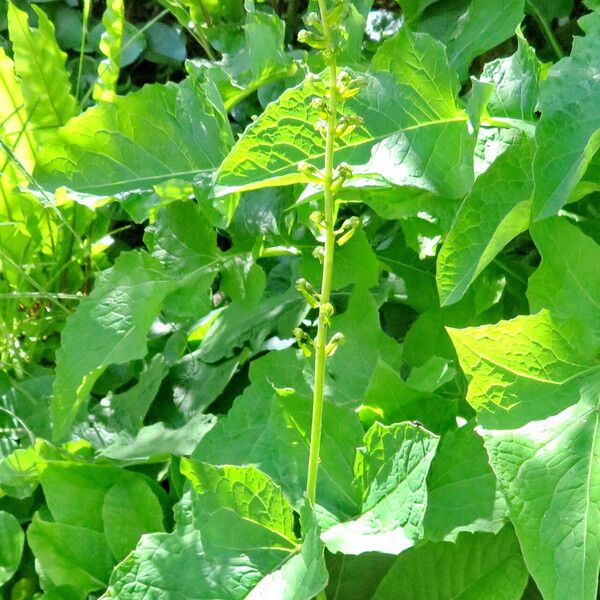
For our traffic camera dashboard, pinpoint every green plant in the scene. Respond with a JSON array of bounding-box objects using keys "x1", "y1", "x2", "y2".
[{"x1": 0, "y1": 0, "x2": 600, "y2": 599}]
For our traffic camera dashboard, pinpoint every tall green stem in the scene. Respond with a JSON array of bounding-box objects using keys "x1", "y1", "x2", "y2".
[{"x1": 306, "y1": 0, "x2": 339, "y2": 506}]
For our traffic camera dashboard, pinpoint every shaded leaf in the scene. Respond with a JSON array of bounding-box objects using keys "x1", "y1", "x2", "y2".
[
  {"x1": 533, "y1": 13, "x2": 600, "y2": 218},
  {"x1": 372, "y1": 528, "x2": 528, "y2": 599},
  {"x1": 0, "y1": 510, "x2": 24, "y2": 586},
  {"x1": 528, "y1": 217, "x2": 600, "y2": 342}
]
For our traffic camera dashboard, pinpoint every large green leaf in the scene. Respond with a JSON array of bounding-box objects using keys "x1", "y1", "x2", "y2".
[
  {"x1": 38, "y1": 78, "x2": 231, "y2": 195},
  {"x1": 436, "y1": 135, "x2": 533, "y2": 306},
  {"x1": 103, "y1": 465, "x2": 327, "y2": 600},
  {"x1": 194, "y1": 377, "x2": 363, "y2": 521},
  {"x1": 216, "y1": 27, "x2": 473, "y2": 199},
  {"x1": 449, "y1": 312, "x2": 600, "y2": 600},
  {"x1": 0, "y1": 510, "x2": 24, "y2": 586},
  {"x1": 528, "y1": 217, "x2": 600, "y2": 342},
  {"x1": 7, "y1": 4, "x2": 77, "y2": 136},
  {"x1": 101, "y1": 478, "x2": 165, "y2": 561},
  {"x1": 448, "y1": 311, "x2": 596, "y2": 415},
  {"x1": 52, "y1": 252, "x2": 174, "y2": 441},
  {"x1": 423, "y1": 422, "x2": 508, "y2": 541},
  {"x1": 533, "y1": 13, "x2": 600, "y2": 218},
  {"x1": 322, "y1": 422, "x2": 439, "y2": 554},
  {"x1": 372, "y1": 528, "x2": 528, "y2": 599},
  {"x1": 39, "y1": 461, "x2": 164, "y2": 534},
  {"x1": 27, "y1": 515, "x2": 114, "y2": 593}
]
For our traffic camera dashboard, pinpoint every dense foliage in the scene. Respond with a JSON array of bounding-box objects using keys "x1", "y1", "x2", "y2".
[{"x1": 0, "y1": 0, "x2": 599, "y2": 598}]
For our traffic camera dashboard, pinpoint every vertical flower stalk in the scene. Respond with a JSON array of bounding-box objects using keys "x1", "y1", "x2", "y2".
[{"x1": 297, "y1": 0, "x2": 363, "y2": 507}]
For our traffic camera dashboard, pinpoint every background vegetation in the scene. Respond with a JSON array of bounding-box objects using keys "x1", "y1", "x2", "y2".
[{"x1": 0, "y1": 0, "x2": 599, "y2": 599}]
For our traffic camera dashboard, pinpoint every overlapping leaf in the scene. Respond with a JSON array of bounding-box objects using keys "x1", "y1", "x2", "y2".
[
  {"x1": 38, "y1": 77, "x2": 231, "y2": 195},
  {"x1": 216, "y1": 26, "x2": 473, "y2": 199},
  {"x1": 52, "y1": 252, "x2": 174, "y2": 441},
  {"x1": 449, "y1": 312, "x2": 600, "y2": 600},
  {"x1": 103, "y1": 464, "x2": 327, "y2": 600},
  {"x1": 437, "y1": 135, "x2": 534, "y2": 306},
  {"x1": 372, "y1": 528, "x2": 528, "y2": 599},
  {"x1": 528, "y1": 217, "x2": 600, "y2": 342},
  {"x1": 322, "y1": 422, "x2": 439, "y2": 554},
  {"x1": 8, "y1": 4, "x2": 77, "y2": 136},
  {"x1": 533, "y1": 12, "x2": 600, "y2": 218}
]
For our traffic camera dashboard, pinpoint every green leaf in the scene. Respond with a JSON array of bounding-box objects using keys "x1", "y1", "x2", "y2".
[
  {"x1": 0, "y1": 48, "x2": 35, "y2": 183},
  {"x1": 194, "y1": 378, "x2": 363, "y2": 520},
  {"x1": 100, "y1": 413, "x2": 217, "y2": 463},
  {"x1": 424, "y1": 422, "x2": 508, "y2": 541},
  {"x1": 145, "y1": 199, "x2": 220, "y2": 271},
  {"x1": 300, "y1": 228, "x2": 380, "y2": 291},
  {"x1": 246, "y1": 506, "x2": 328, "y2": 600},
  {"x1": 395, "y1": 0, "x2": 442, "y2": 23},
  {"x1": 448, "y1": 311, "x2": 596, "y2": 415},
  {"x1": 144, "y1": 200, "x2": 222, "y2": 319},
  {"x1": 103, "y1": 465, "x2": 327, "y2": 600},
  {"x1": 27, "y1": 514, "x2": 114, "y2": 592},
  {"x1": 38, "y1": 585, "x2": 87, "y2": 600},
  {"x1": 371, "y1": 24, "x2": 459, "y2": 108},
  {"x1": 241, "y1": 9, "x2": 296, "y2": 97},
  {"x1": 102, "y1": 478, "x2": 165, "y2": 561},
  {"x1": 375, "y1": 231, "x2": 439, "y2": 313},
  {"x1": 526, "y1": 0, "x2": 573, "y2": 24},
  {"x1": 325, "y1": 552, "x2": 396, "y2": 600},
  {"x1": 1, "y1": 373, "x2": 53, "y2": 440},
  {"x1": 198, "y1": 287, "x2": 308, "y2": 363},
  {"x1": 39, "y1": 461, "x2": 164, "y2": 533},
  {"x1": 436, "y1": 135, "x2": 533, "y2": 306},
  {"x1": 145, "y1": 22, "x2": 186, "y2": 66},
  {"x1": 215, "y1": 59, "x2": 472, "y2": 198},
  {"x1": 528, "y1": 217, "x2": 600, "y2": 342},
  {"x1": 322, "y1": 422, "x2": 439, "y2": 554},
  {"x1": 533, "y1": 13, "x2": 600, "y2": 218},
  {"x1": 93, "y1": 0, "x2": 124, "y2": 102},
  {"x1": 360, "y1": 359, "x2": 456, "y2": 433},
  {"x1": 449, "y1": 312, "x2": 600, "y2": 600},
  {"x1": 372, "y1": 528, "x2": 528, "y2": 599},
  {"x1": 38, "y1": 77, "x2": 231, "y2": 195},
  {"x1": 107, "y1": 355, "x2": 168, "y2": 431},
  {"x1": 328, "y1": 287, "x2": 403, "y2": 407},
  {"x1": 436, "y1": 0, "x2": 525, "y2": 80},
  {"x1": 7, "y1": 4, "x2": 77, "y2": 136},
  {"x1": 102, "y1": 530, "x2": 223, "y2": 599},
  {"x1": 0, "y1": 510, "x2": 24, "y2": 586},
  {"x1": 180, "y1": 461, "x2": 298, "y2": 553},
  {"x1": 479, "y1": 29, "x2": 542, "y2": 121},
  {"x1": 168, "y1": 352, "x2": 240, "y2": 416},
  {"x1": 52, "y1": 252, "x2": 174, "y2": 441}
]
